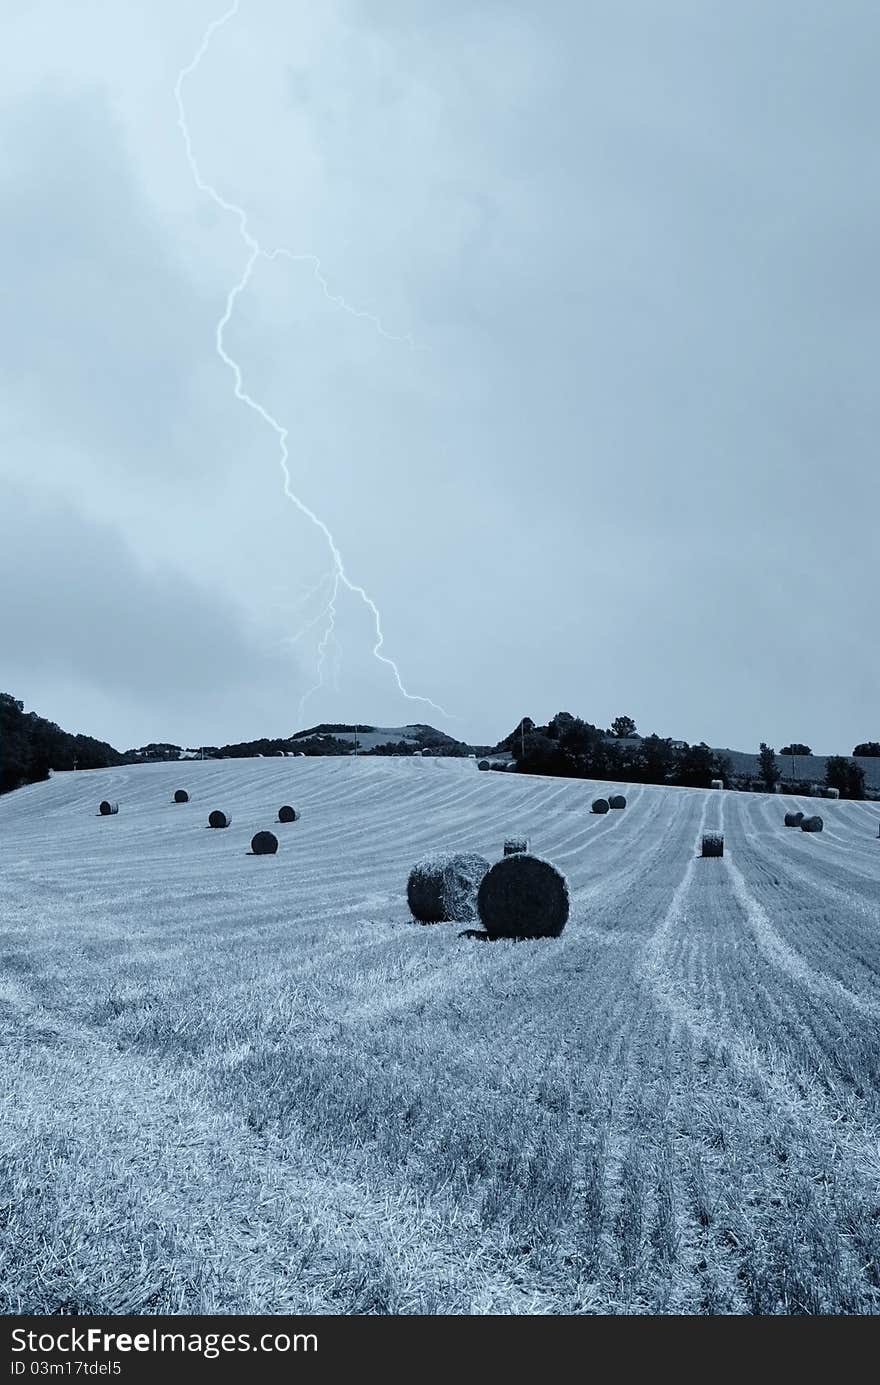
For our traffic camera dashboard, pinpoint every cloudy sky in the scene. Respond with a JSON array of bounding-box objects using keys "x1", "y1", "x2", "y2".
[{"x1": 2, "y1": 1, "x2": 877, "y2": 753}]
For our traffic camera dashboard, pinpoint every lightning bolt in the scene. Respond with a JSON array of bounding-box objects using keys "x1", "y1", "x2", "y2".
[{"x1": 174, "y1": 0, "x2": 450, "y2": 726}]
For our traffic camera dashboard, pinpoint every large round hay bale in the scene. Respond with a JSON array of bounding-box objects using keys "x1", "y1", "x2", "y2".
[
  {"x1": 591, "y1": 798, "x2": 610, "y2": 814},
  {"x1": 710, "y1": 779, "x2": 724, "y2": 790},
  {"x1": 825, "y1": 787, "x2": 840, "y2": 799},
  {"x1": 701, "y1": 832, "x2": 724, "y2": 857},
  {"x1": 98, "y1": 800, "x2": 118, "y2": 816},
  {"x1": 800, "y1": 815, "x2": 824, "y2": 833},
  {"x1": 406, "y1": 851, "x2": 490, "y2": 923},
  {"x1": 208, "y1": 809, "x2": 232, "y2": 829},
  {"x1": 477, "y1": 760, "x2": 490, "y2": 771},
  {"x1": 277, "y1": 805, "x2": 299, "y2": 823},
  {"x1": 477, "y1": 853, "x2": 569, "y2": 939},
  {"x1": 251, "y1": 830, "x2": 278, "y2": 855},
  {"x1": 503, "y1": 836, "x2": 529, "y2": 856},
  {"x1": 173, "y1": 789, "x2": 189, "y2": 804},
  {"x1": 784, "y1": 811, "x2": 804, "y2": 827},
  {"x1": 608, "y1": 794, "x2": 626, "y2": 810}
]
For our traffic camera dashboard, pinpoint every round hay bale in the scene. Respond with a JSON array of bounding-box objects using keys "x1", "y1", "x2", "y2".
[
  {"x1": 277, "y1": 805, "x2": 299, "y2": 823},
  {"x1": 251, "y1": 830, "x2": 278, "y2": 855},
  {"x1": 505, "y1": 763, "x2": 518, "y2": 772},
  {"x1": 98, "y1": 800, "x2": 118, "y2": 816},
  {"x1": 825, "y1": 787, "x2": 840, "y2": 799},
  {"x1": 701, "y1": 832, "x2": 724, "y2": 858},
  {"x1": 608, "y1": 794, "x2": 626, "y2": 810},
  {"x1": 406, "y1": 851, "x2": 490, "y2": 924},
  {"x1": 710, "y1": 779, "x2": 724, "y2": 790},
  {"x1": 800, "y1": 815, "x2": 824, "y2": 833},
  {"x1": 173, "y1": 789, "x2": 189, "y2": 804},
  {"x1": 477, "y1": 853, "x2": 569, "y2": 939},
  {"x1": 477, "y1": 760, "x2": 490, "y2": 771},
  {"x1": 503, "y1": 836, "x2": 529, "y2": 856},
  {"x1": 208, "y1": 809, "x2": 232, "y2": 829},
  {"x1": 784, "y1": 811, "x2": 804, "y2": 827},
  {"x1": 591, "y1": 798, "x2": 610, "y2": 814}
]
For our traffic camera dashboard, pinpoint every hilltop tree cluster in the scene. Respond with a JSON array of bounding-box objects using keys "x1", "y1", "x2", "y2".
[{"x1": 499, "y1": 712, "x2": 731, "y2": 790}]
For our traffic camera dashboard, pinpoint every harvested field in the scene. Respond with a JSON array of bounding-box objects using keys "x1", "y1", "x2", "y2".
[{"x1": 1, "y1": 758, "x2": 879, "y2": 1314}]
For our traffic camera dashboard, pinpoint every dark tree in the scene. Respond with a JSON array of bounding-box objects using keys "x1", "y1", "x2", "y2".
[
  {"x1": 825, "y1": 756, "x2": 866, "y2": 800},
  {"x1": 674, "y1": 742, "x2": 721, "y2": 789},
  {"x1": 853, "y1": 741, "x2": 880, "y2": 757},
  {"x1": 758, "y1": 743, "x2": 780, "y2": 793},
  {"x1": 611, "y1": 715, "x2": 637, "y2": 739},
  {"x1": 636, "y1": 734, "x2": 676, "y2": 785},
  {"x1": 780, "y1": 743, "x2": 812, "y2": 757}
]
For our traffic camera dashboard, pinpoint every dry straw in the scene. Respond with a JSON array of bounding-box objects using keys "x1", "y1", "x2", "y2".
[
  {"x1": 407, "y1": 851, "x2": 490, "y2": 923},
  {"x1": 477, "y1": 853, "x2": 569, "y2": 939}
]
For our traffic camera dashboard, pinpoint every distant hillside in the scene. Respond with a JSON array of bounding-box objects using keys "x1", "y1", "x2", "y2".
[
  {"x1": 0, "y1": 693, "x2": 124, "y2": 795},
  {"x1": 715, "y1": 747, "x2": 880, "y2": 792}
]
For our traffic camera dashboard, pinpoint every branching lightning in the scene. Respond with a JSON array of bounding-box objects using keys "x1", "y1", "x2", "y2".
[{"x1": 175, "y1": 0, "x2": 449, "y2": 725}]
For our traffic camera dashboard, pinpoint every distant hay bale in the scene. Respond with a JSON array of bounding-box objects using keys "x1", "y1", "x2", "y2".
[
  {"x1": 608, "y1": 794, "x2": 626, "y2": 810},
  {"x1": 800, "y1": 815, "x2": 824, "y2": 833},
  {"x1": 251, "y1": 830, "x2": 278, "y2": 855},
  {"x1": 208, "y1": 809, "x2": 232, "y2": 829},
  {"x1": 710, "y1": 779, "x2": 724, "y2": 790},
  {"x1": 477, "y1": 853, "x2": 569, "y2": 939},
  {"x1": 477, "y1": 760, "x2": 490, "y2": 771},
  {"x1": 173, "y1": 789, "x2": 189, "y2": 804},
  {"x1": 277, "y1": 805, "x2": 299, "y2": 823},
  {"x1": 825, "y1": 787, "x2": 840, "y2": 799},
  {"x1": 701, "y1": 832, "x2": 724, "y2": 857},
  {"x1": 591, "y1": 798, "x2": 610, "y2": 814},
  {"x1": 406, "y1": 851, "x2": 490, "y2": 924},
  {"x1": 784, "y1": 811, "x2": 804, "y2": 827},
  {"x1": 503, "y1": 836, "x2": 529, "y2": 856},
  {"x1": 98, "y1": 800, "x2": 118, "y2": 816},
  {"x1": 505, "y1": 763, "x2": 518, "y2": 772}
]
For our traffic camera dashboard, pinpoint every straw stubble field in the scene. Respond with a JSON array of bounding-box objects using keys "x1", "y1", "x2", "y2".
[{"x1": 1, "y1": 757, "x2": 879, "y2": 1314}]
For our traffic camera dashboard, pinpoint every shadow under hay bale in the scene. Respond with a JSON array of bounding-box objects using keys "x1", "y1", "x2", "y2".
[
  {"x1": 277, "y1": 805, "x2": 299, "y2": 823},
  {"x1": 503, "y1": 837, "x2": 529, "y2": 856},
  {"x1": 477, "y1": 853, "x2": 569, "y2": 939},
  {"x1": 591, "y1": 798, "x2": 610, "y2": 814},
  {"x1": 98, "y1": 800, "x2": 118, "y2": 816},
  {"x1": 407, "y1": 852, "x2": 490, "y2": 923},
  {"x1": 207, "y1": 810, "x2": 232, "y2": 829},
  {"x1": 250, "y1": 831, "x2": 278, "y2": 855},
  {"x1": 800, "y1": 815, "x2": 824, "y2": 833},
  {"x1": 457, "y1": 928, "x2": 490, "y2": 941},
  {"x1": 784, "y1": 811, "x2": 804, "y2": 827},
  {"x1": 173, "y1": 789, "x2": 189, "y2": 804},
  {"x1": 701, "y1": 832, "x2": 724, "y2": 858},
  {"x1": 608, "y1": 794, "x2": 626, "y2": 810}
]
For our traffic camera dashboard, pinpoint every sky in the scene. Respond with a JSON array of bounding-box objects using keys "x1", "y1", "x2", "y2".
[{"x1": 2, "y1": 0, "x2": 878, "y2": 754}]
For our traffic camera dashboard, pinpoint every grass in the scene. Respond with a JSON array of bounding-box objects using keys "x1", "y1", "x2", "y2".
[{"x1": 0, "y1": 758, "x2": 879, "y2": 1313}]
